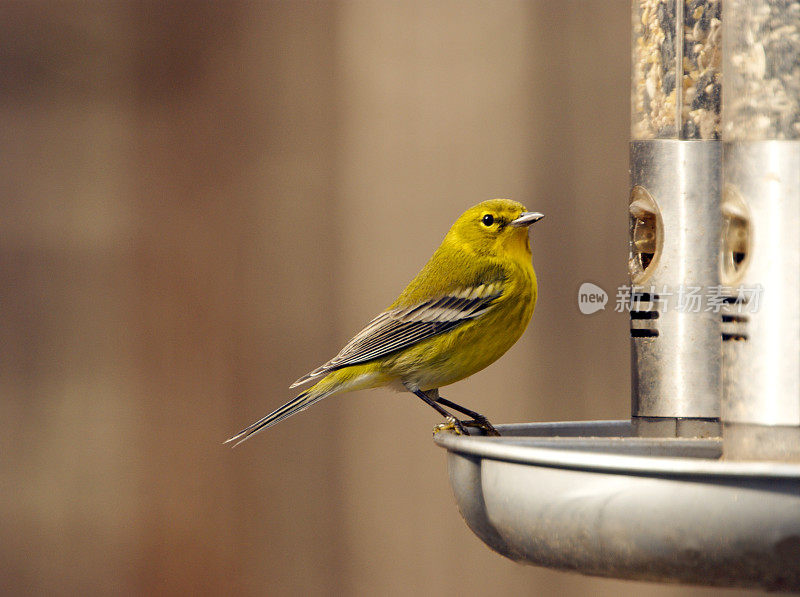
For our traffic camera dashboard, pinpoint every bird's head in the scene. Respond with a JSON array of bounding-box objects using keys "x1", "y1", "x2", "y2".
[{"x1": 447, "y1": 198, "x2": 544, "y2": 261}]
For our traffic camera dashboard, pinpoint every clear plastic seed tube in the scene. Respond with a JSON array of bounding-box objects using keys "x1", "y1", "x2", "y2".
[
  {"x1": 632, "y1": 0, "x2": 722, "y2": 139},
  {"x1": 723, "y1": 0, "x2": 800, "y2": 140}
]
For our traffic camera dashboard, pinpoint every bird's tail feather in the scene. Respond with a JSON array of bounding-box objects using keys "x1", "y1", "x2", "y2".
[
  {"x1": 224, "y1": 384, "x2": 336, "y2": 447},
  {"x1": 225, "y1": 366, "x2": 383, "y2": 447}
]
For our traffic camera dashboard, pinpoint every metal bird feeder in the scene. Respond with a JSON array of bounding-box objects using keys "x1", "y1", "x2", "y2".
[
  {"x1": 721, "y1": 0, "x2": 800, "y2": 461},
  {"x1": 435, "y1": 1, "x2": 800, "y2": 591}
]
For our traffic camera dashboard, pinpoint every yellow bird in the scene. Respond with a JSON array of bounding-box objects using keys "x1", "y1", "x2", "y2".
[{"x1": 226, "y1": 199, "x2": 543, "y2": 446}]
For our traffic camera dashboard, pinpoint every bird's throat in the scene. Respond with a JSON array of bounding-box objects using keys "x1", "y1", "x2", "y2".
[{"x1": 501, "y1": 229, "x2": 533, "y2": 266}]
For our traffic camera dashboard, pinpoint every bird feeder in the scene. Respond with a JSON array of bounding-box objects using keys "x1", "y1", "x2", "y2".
[
  {"x1": 629, "y1": 0, "x2": 722, "y2": 437},
  {"x1": 721, "y1": 0, "x2": 800, "y2": 461},
  {"x1": 435, "y1": 1, "x2": 800, "y2": 590}
]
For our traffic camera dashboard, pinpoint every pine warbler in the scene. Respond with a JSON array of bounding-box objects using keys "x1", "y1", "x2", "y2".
[{"x1": 226, "y1": 199, "x2": 543, "y2": 446}]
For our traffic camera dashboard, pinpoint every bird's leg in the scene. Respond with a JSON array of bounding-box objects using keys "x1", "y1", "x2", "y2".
[
  {"x1": 408, "y1": 387, "x2": 469, "y2": 435},
  {"x1": 435, "y1": 393, "x2": 501, "y2": 437}
]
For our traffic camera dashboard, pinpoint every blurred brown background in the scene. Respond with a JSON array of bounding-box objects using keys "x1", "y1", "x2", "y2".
[{"x1": 0, "y1": 2, "x2": 771, "y2": 596}]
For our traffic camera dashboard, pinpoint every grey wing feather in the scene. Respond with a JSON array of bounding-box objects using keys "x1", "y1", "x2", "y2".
[{"x1": 290, "y1": 284, "x2": 503, "y2": 388}]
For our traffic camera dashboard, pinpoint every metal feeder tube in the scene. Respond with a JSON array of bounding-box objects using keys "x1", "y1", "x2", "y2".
[
  {"x1": 629, "y1": 0, "x2": 723, "y2": 436},
  {"x1": 629, "y1": 140, "x2": 722, "y2": 436},
  {"x1": 721, "y1": 0, "x2": 800, "y2": 460}
]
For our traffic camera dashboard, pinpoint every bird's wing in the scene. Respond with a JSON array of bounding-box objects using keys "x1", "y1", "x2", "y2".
[{"x1": 290, "y1": 281, "x2": 504, "y2": 388}]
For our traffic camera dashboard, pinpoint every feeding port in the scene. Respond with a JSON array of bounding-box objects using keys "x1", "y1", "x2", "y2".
[{"x1": 435, "y1": 1, "x2": 800, "y2": 590}]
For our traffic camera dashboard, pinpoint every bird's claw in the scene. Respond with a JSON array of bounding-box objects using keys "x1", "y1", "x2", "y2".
[
  {"x1": 462, "y1": 417, "x2": 501, "y2": 437},
  {"x1": 433, "y1": 416, "x2": 502, "y2": 437},
  {"x1": 433, "y1": 416, "x2": 469, "y2": 436}
]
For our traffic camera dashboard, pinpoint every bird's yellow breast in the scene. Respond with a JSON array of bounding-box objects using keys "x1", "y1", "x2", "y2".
[{"x1": 382, "y1": 256, "x2": 537, "y2": 391}]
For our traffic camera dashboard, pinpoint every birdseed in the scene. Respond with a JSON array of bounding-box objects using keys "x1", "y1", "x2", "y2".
[
  {"x1": 632, "y1": 0, "x2": 722, "y2": 139},
  {"x1": 724, "y1": 0, "x2": 800, "y2": 140}
]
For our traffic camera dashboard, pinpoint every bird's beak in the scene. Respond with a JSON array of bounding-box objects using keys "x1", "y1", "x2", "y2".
[{"x1": 510, "y1": 211, "x2": 545, "y2": 227}]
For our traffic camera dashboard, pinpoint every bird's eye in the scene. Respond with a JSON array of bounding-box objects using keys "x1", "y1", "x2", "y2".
[{"x1": 481, "y1": 214, "x2": 494, "y2": 227}]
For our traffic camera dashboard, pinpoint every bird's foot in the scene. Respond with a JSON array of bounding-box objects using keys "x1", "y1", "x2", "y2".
[
  {"x1": 433, "y1": 416, "x2": 469, "y2": 436},
  {"x1": 432, "y1": 395, "x2": 501, "y2": 436},
  {"x1": 462, "y1": 417, "x2": 501, "y2": 437}
]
